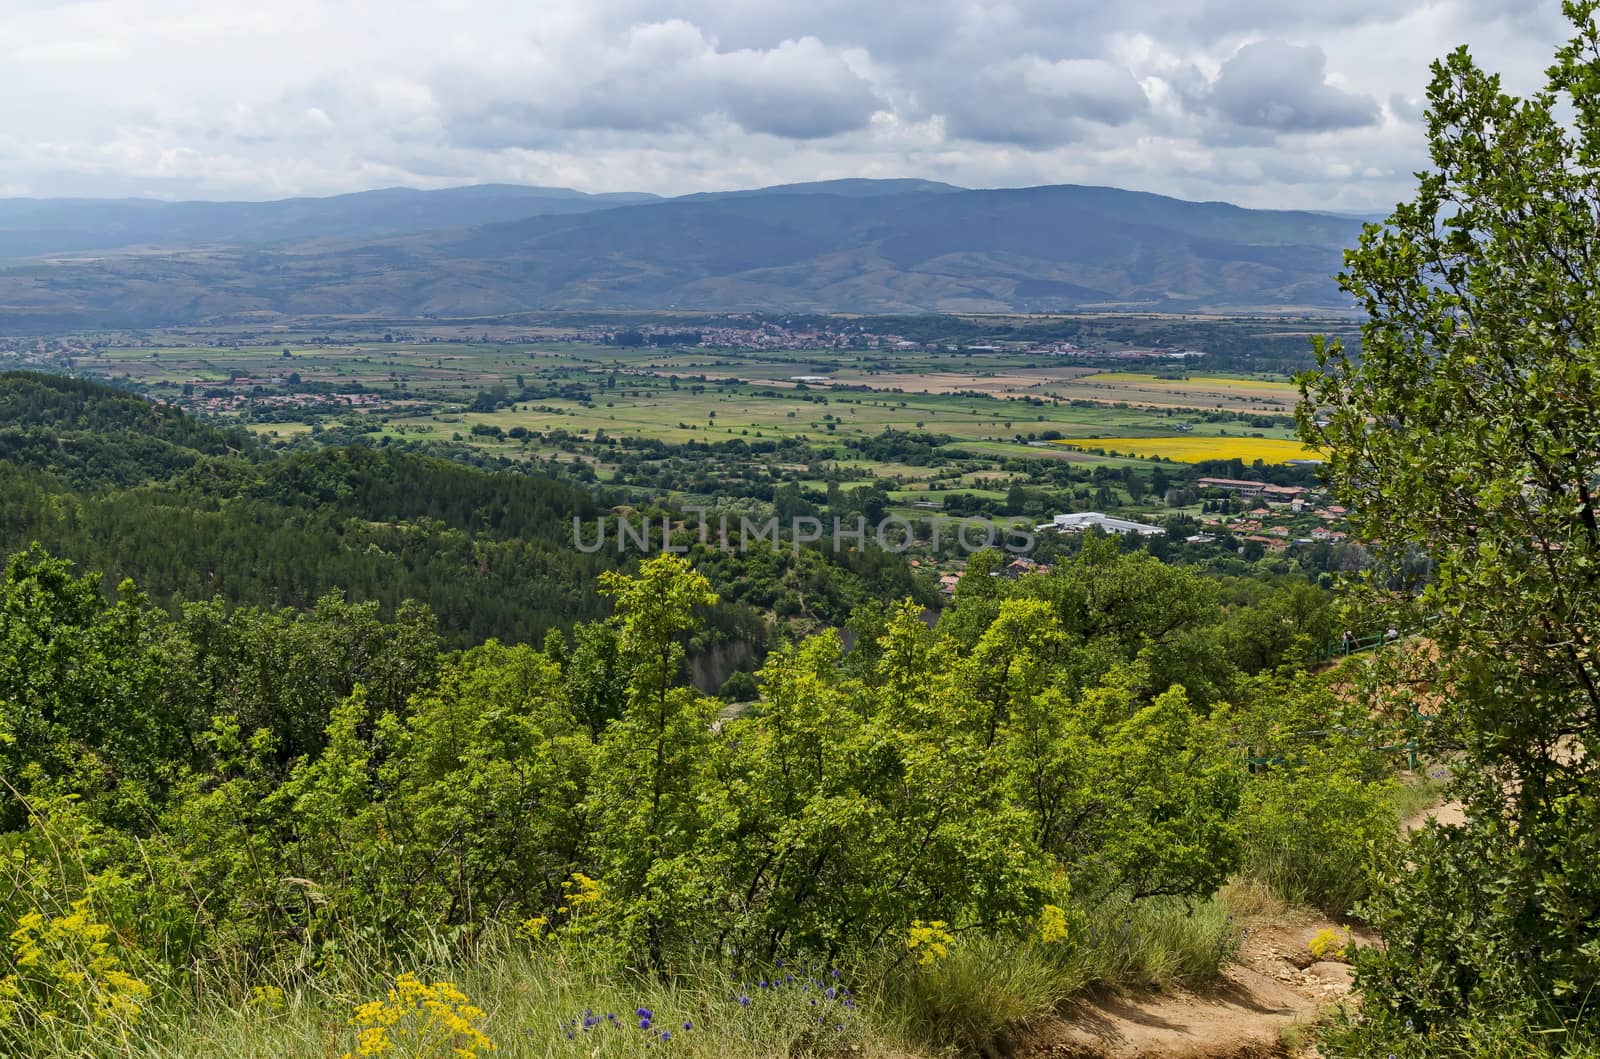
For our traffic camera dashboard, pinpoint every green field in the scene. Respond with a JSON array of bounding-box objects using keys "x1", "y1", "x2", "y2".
[{"x1": 55, "y1": 337, "x2": 1309, "y2": 515}]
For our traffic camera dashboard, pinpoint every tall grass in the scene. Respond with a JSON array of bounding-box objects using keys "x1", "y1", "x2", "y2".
[
  {"x1": 872, "y1": 935, "x2": 1072, "y2": 1054},
  {"x1": 10, "y1": 897, "x2": 1247, "y2": 1059},
  {"x1": 1240, "y1": 760, "x2": 1400, "y2": 916},
  {"x1": 1060, "y1": 891, "x2": 1242, "y2": 993},
  {"x1": 1392, "y1": 762, "x2": 1454, "y2": 823},
  {"x1": 874, "y1": 891, "x2": 1243, "y2": 1056},
  {"x1": 118, "y1": 940, "x2": 884, "y2": 1059}
]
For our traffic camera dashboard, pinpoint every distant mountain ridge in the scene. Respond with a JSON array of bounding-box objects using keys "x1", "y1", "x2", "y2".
[
  {"x1": 0, "y1": 179, "x2": 1363, "y2": 325},
  {"x1": 0, "y1": 184, "x2": 664, "y2": 258}
]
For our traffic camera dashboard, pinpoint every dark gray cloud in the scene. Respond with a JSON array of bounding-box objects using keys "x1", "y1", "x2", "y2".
[
  {"x1": 1388, "y1": 92, "x2": 1427, "y2": 124},
  {"x1": 431, "y1": 24, "x2": 882, "y2": 146},
  {"x1": 940, "y1": 58, "x2": 1149, "y2": 146},
  {"x1": 1207, "y1": 40, "x2": 1381, "y2": 132}
]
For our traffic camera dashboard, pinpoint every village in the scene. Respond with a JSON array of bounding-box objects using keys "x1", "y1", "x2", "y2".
[{"x1": 931, "y1": 476, "x2": 1350, "y2": 595}]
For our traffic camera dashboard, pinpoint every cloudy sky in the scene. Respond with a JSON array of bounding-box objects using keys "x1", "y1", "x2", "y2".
[{"x1": 0, "y1": 0, "x2": 1575, "y2": 210}]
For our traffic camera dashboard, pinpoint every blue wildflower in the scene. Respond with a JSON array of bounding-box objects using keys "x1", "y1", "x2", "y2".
[
  {"x1": 640, "y1": 1017, "x2": 653, "y2": 1031},
  {"x1": 683, "y1": 1021, "x2": 693, "y2": 1031},
  {"x1": 660, "y1": 1031, "x2": 672, "y2": 1042}
]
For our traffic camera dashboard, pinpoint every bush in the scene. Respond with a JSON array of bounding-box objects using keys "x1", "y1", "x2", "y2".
[
  {"x1": 1240, "y1": 746, "x2": 1398, "y2": 915},
  {"x1": 1337, "y1": 814, "x2": 1600, "y2": 1048},
  {"x1": 717, "y1": 669, "x2": 758, "y2": 702},
  {"x1": 1321, "y1": 1004, "x2": 1600, "y2": 1059}
]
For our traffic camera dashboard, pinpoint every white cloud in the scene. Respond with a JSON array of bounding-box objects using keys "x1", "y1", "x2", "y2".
[{"x1": 0, "y1": 0, "x2": 1573, "y2": 208}]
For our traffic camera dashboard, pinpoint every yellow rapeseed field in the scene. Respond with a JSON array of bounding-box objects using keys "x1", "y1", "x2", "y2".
[{"x1": 1051, "y1": 436, "x2": 1320, "y2": 463}]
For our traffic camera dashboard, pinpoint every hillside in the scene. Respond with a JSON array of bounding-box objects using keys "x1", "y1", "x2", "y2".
[
  {"x1": 0, "y1": 374, "x2": 616, "y2": 641},
  {"x1": 0, "y1": 181, "x2": 1362, "y2": 326},
  {"x1": 0, "y1": 371, "x2": 920, "y2": 659}
]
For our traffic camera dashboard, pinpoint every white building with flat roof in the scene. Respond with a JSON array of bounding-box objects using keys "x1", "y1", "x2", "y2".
[{"x1": 1036, "y1": 512, "x2": 1165, "y2": 537}]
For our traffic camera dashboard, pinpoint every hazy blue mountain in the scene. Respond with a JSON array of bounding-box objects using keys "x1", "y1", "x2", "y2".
[
  {"x1": 0, "y1": 180, "x2": 1363, "y2": 325},
  {"x1": 676, "y1": 178, "x2": 964, "y2": 201},
  {"x1": 0, "y1": 184, "x2": 662, "y2": 258}
]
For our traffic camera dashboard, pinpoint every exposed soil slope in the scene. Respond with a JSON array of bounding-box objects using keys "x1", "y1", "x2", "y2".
[{"x1": 1017, "y1": 914, "x2": 1364, "y2": 1059}]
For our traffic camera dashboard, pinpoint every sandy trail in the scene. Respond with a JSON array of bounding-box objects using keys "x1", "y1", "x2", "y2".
[
  {"x1": 1017, "y1": 914, "x2": 1364, "y2": 1059},
  {"x1": 1019, "y1": 791, "x2": 1471, "y2": 1058}
]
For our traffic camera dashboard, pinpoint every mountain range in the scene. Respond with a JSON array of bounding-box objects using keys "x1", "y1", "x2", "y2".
[{"x1": 0, "y1": 180, "x2": 1365, "y2": 327}]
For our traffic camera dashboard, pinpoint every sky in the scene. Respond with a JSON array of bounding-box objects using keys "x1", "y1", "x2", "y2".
[{"x1": 0, "y1": 0, "x2": 1577, "y2": 210}]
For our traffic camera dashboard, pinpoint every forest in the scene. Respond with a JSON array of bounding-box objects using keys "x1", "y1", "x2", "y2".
[{"x1": 0, "y1": 372, "x2": 930, "y2": 665}]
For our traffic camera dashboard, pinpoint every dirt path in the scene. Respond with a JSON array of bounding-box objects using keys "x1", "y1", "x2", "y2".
[
  {"x1": 1015, "y1": 912, "x2": 1368, "y2": 1059},
  {"x1": 1014, "y1": 788, "x2": 1470, "y2": 1059},
  {"x1": 1404, "y1": 798, "x2": 1465, "y2": 830}
]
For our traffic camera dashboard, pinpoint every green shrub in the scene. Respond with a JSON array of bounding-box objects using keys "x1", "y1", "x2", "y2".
[
  {"x1": 1321, "y1": 1003, "x2": 1600, "y2": 1059},
  {"x1": 1240, "y1": 746, "x2": 1398, "y2": 915}
]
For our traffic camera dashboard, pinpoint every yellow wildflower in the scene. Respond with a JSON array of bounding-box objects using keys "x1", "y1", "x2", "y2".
[
  {"x1": 906, "y1": 920, "x2": 954, "y2": 966},
  {"x1": 1307, "y1": 927, "x2": 1351, "y2": 962},
  {"x1": 0, "y1": 899, "x2": 151, "y2": 1031},
  {"x1": 246, "y1": 984, "x2": 288, "y2": 1013},
  {"x1": 339, "y1": 973, "x2": 494, "y2": 1059},
  {"x1": 561, "y1": 873, "x2": 603, "y2": 912},
  {"x1": 1037, "y1": 904, "x2": 1071, "y2": 945}
]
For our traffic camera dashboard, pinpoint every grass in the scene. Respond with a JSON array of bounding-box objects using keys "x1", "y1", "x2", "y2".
[
  {"x1": 1081, "y1": 372, "x2": 1299, "y2": 392},
  {"x1": 874, "y1": 935, "x2": 1072, "y2": 1052},
  {"x1": 67, "y1": 339, "x2": 1300, "y2": 466},
  {"x1": 15, "y1": 893, "x2": 1251, "y2": 1059},
  {"x1": 1393, "y1": 762, "x2": 1454, "y2": 823},
  {"x1": 1061, "y1": 891, "x2": 1243, "y2": 992},
  {"x1": 101, "y1": 940, "x2": 885, "y2": 1059},
  {"x1": 1043, "y1": 372, "x2": 1299, "y2": 414}
]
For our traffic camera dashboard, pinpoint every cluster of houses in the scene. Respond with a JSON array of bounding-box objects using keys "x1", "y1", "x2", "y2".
[
  {"x1": 1194, "y1": 478, "x2": 1348, "y2": 553},
  {"x1": 930, "y1": 481, "x2": 1355, "y2": 595},
  {"x1": 929, "y1": 477, "x2": 1354, "y2": 596},
  {"x1": 1196, "y1": 477, "x2": 1306, "y2": 500},
  {"x1": 186, "y1": 390, "x2": 385, "y2": 415},
  {"x1": 581, "y1": 322, "x2": 916, "y2": 351},
  {"x1": 934, "y1": 555, "x2": 1055, "y2": 595},
  {"x1": 1020, "y1": 479, "x2": 1354, "y2": 561}
]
